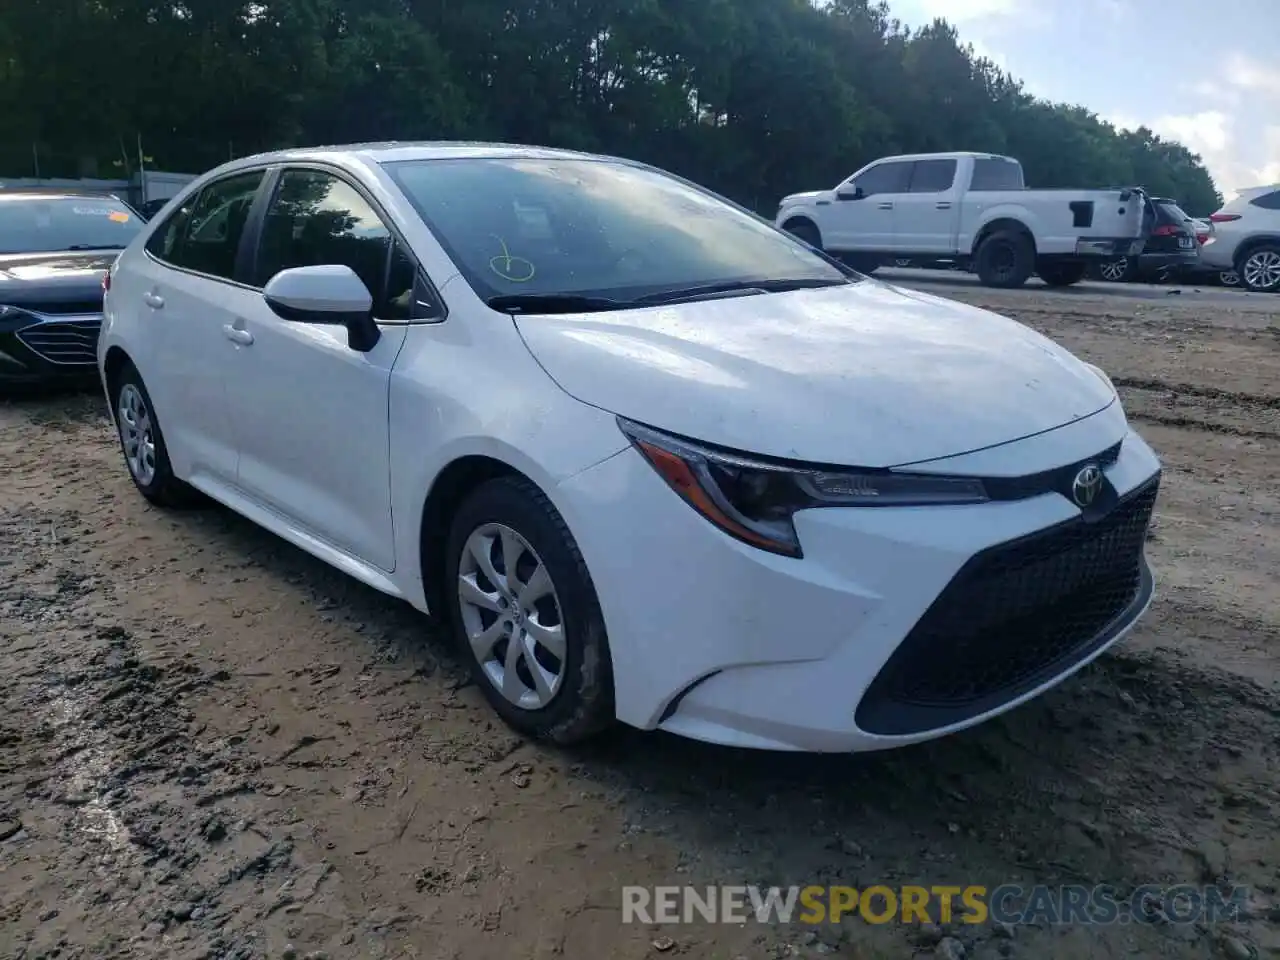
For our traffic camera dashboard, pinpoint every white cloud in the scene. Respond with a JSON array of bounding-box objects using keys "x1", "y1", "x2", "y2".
[
  {"x1": 1223, "y1": 53, "x2": 1280, "y2": 99},
  {"x1": 906, "y1": 0, "x2": 1019, "y2": 22}
]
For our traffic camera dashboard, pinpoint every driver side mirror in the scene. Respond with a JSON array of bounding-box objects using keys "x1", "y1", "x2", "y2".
[
  {"x1": 263, "y1": 264, "x2": 381, "y2": 352},
  {"x1": 836, "y1": 185, "x2": 865, "y2": 201}
]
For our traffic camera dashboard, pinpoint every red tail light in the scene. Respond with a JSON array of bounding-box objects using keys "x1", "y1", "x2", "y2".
[
  {"x1": 102, "y1": 271, "x2": 111, "y2": 292},
  {"x1": 1151, "y1": 224, "x2": 1179, "y2": 236},
  {"x1": 1209, "y1": 213, "x2": 1241, "y2": 223},
  {"x1": 1196, "y1": 234, "x2": 1208, "y2": 244}
]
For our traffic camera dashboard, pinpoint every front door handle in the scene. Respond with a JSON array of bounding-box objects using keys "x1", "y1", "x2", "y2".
[
  {"x1": 877, "y1": 202, "x2": 894, "y2": 210},
  {"x1": 222, "y1": 324, "x2": 254, "y2": 346},
  {"x1": 935, "y1": 202, "x2": 952, "y2": 209},
  {"x1": 143, "y1": 292, "x2": 165, "y2": 309}
]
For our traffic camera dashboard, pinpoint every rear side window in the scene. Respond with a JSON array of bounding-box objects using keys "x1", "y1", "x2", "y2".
[
  {"x1": 254, "y1": 168, "x2": 414, "y2": 318},
  {"x1": 1249, "y1": 190, "x2": 1280, "y2": 210},
  {"x1": 146, "y1": 170, "x2": 265, "y2": 280},
  {"x1": 852, "y1": 161, "x2": 911, "y2": 196},
  {"x1": 969, "y1": 158, "x2": 1024, "y2": 191},
  {"x1": 908, "y1": 159, "x2": 957, "y2": 193}
]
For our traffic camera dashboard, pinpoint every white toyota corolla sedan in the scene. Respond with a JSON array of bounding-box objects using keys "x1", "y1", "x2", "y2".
[{"x1": 97, "y1": 142, "x2": 1161, "y2": 752}]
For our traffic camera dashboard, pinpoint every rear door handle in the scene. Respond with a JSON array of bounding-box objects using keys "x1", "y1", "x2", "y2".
[
  {"x1": 222, "y1": 324, "x2": 254, "y2": 346},
  {"x1": 936, "y1": 202, "x2": 952, "y2": 209},
  {"x1": 877, "y1": 202, "x2": 894, "y2": 210},
  {"x1": 143, "y1": 292, "x2": 164, "y2": 309}
]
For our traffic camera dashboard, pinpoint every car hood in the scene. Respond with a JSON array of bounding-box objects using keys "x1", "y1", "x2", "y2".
[
  {"x1": 514, "y1": 280, "x2": 1116, "y2": 467},
  {"x1": 0, "y1": 250, "x2": 115, "y2": 311},
  {"x1": 779, "y1": 190, "x2": 823, "y2": 206}
]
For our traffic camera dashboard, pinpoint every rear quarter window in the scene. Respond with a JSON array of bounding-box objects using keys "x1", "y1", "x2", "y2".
[{"x1": 1249, "y1": 190, "x2": 1280, "y2": 210}]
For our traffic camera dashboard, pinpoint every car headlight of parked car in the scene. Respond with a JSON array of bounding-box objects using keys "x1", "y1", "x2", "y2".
[{"x1": 618, "y1": 418, "x2": 990, "y2": 558}]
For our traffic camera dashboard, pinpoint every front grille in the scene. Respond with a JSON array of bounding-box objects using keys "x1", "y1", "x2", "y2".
[
  {"x1": 856, "y1": 477, "x2": 1159, "y2": 736},
  {"x1": 17, "y1": 317, "x2": 102, "y2": 365}
]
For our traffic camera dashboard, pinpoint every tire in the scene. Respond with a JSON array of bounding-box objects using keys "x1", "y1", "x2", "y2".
[
  {"x1": 444, "y1": 475, "x2": 614, "y2": 744},
  {"x1": 1038, "y1": 261, "x2": 1086, "y2": 287},
  {"x1": 842, "y1": 254, "x2": 881, "y2": 275},
  {"x1": 1236, "y1": 244, "x2": 1280, "y2": 293},
  {"x1": 974, "y1": 228, "x2": 1035, "y2": 288},
  {"x1": 1220, "y1": 270, "x2": 1240, "y2": 287},
  {"x1": 1097, "y1": 257, "x2": 1133, "y2": 283},
  {"x1": 109, "y1": 363, "x2": 198, "y2": 507},
  {"x1": 783, "y1": 219, "x2": 822, "y2": 251},
  {"x1": 893, "y1": 258, "x2": 913, "y2": 268}
]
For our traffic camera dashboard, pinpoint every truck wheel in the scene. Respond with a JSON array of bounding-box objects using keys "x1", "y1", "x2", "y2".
[
  {"x1": 975, "y1": 229, "x2": 1034, "y2": 288},
  {"x1": 783, "y1": 219, "x2": 822, "y2": 251},
  {"x1": 842, "y1": 254, "x2": 881, "y2": 275},
  {"x1": 1237, "y1": 244, "x2": 1280, "y2": 293},
  {"x1": 1038, "y1": 262, "x2": 1086, "y2": 287}
]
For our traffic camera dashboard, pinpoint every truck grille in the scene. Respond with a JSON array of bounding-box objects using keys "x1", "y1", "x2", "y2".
[
  {"x1": 855, "y1": 477, "x2": 1159, "y2": 737},
  {"x1": 17, "y1": 317, "x2": 102, "y2": 366}
]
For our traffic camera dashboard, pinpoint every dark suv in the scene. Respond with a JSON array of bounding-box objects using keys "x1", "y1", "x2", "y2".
[
  {"x1": 0, "y1": 189, "x2": 144, "y2": 387},
  {"x1": 1093, "y1": 197, "x2": 1201, "y2": 283}
]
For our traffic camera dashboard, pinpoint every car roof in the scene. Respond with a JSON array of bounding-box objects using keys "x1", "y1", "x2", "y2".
[
  {"x1": 0, "y1": 187, "x2": 129, "y2": 202},
  {"x1": 226, "y1": 141, "x2": 613, "y2": 167}
]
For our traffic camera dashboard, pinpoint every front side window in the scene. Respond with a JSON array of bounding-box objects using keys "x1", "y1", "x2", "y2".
[
  {"x1": 384, "y1": 157, "x2": 846, "y2": 304},
  {"x1": 148, "y1": 170, "x2": 265, "y2": 280},
  {"x1": 254, "y1": 169, "x2": 409, "y2": 316},
  {"x1": 0, "y1": 194, "x2": 143, "y2": 254},
  {"x1": 852, "y1": 162, "x2": 911, "y2": 197}
]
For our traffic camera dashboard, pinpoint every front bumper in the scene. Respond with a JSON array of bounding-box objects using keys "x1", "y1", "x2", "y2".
[
  {"x1": 0, "y1": 311, "x2": 103, "y2": 386},
  {"x1": 556, "y1": 406, "x2": 1161, "y2": 752}
]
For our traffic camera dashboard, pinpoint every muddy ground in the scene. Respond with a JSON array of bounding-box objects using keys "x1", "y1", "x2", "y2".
[{"x1": 1, "y1": 282, "x2": 1278, "y2": 960}]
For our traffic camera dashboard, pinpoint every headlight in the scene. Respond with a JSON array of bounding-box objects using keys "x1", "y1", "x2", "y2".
[{"x1": 618, "y1": 418, "x2": 989, "y2": 558}]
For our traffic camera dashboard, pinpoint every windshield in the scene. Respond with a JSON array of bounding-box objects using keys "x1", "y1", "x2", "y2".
[
  {"x1": 0, "y1": 195, "x2": 143, "y2": 254},
  {"x1": 383, "y1": 157, "x2": 849, "y2": 305}
]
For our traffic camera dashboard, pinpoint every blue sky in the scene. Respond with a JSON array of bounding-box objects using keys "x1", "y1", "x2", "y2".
[{"x1": 887, "y1": 0, "x2": 1280, "y2": 199}]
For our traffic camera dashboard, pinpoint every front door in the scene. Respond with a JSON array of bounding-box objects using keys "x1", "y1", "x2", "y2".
[
  {"x1": 821, "y1": 159, "x2": 911, "y2": 252},
  {"x1": 224, "y1": 167, "x2": 414, "y2": 572}
]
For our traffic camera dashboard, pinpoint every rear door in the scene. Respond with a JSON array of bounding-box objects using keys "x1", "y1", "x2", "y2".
[
  {"x1": 122, "y1": 168, "x2": 268, "y2": 485},
  {"x1": 894, "y1": 158, "x2": 962, "y2": 254},
  {"x1": 222, "y1": 165, "x2": 415, "y2": 571}
]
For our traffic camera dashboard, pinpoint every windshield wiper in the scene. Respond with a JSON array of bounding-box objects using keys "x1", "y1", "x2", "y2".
[
  {"x1": 487, "y1": 293, "x2": 627, "y2": 314},
  {"x1": 67, "y1": 244, "x2": 126, "y2": 251},
  {"x1": 633, "y1": 276, "x2": 850, "y2": 306}
]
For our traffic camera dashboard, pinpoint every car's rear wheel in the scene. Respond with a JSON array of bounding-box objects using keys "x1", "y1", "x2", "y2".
[
  {"x1": 1238, "y1": 245, "x2": 1280, "y2": 293},
  {"x1": 1098, "y1": 258, "x2": 1132, "y2": 283},
  {"x1": 445, "y1": 476, "x2": 614, "y2": 744},
  {"x1": 111, "y1": 364, "x2": 197, "y2": 507},
  {"x1": 1220, "y1": 270, "x2": 1240, "y2": 287},
  {"x1": 974, "y1": 229, "x2": 1034, "y2": 288}
]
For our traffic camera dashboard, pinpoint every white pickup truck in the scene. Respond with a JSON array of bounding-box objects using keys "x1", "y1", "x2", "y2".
[{"x1": 775, "y1": 152, "x2": 1155, "y2": 288}]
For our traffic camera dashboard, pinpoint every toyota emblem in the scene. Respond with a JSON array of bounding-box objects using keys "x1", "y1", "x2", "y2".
[{"x1": 1071, "y1": 464, "x2": 1103, "y2": 508}]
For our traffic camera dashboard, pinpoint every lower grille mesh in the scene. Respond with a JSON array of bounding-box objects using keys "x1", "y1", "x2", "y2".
[
  {"x1": 17, "y1": 318, "x2": 101, "y2": 365},
  {"x1": 855, "y1": 479, "x2": 1159, "y2": 736}
]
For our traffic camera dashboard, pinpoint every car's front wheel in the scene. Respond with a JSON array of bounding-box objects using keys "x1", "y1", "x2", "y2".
[
  {"x1": 445, "y1": 476, "x2": 614, "y2": 744},
  {"x1": 110, "y1": 363, "x2": 196, "y2": 506},
  {"x1": 1238, "y1": 245, "x2": 1280, "y2": 293}
]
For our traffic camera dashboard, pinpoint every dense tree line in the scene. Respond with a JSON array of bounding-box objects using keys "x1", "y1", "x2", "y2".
[{"x1": 0, "y1": 0, "x2": 1222, "y2": 214}]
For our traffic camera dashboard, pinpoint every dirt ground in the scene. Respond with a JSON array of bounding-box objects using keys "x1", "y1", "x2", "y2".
[{"x1": 1, "y1": 282, "x2": 1278, "y2": 960}]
